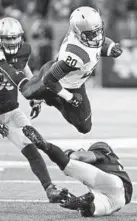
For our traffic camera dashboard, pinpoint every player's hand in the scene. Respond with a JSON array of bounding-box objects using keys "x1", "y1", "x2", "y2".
[
  {"x1": 68, "y1": 93, "x2": 82, "y2": 107},
  {"x1": 64, "y1": 149, "x2": 75, "y2": 158},
  {"x1": 0, "y1": 121, "x2": 9, "y2": 138},
  {"x1": 111, "y1": 43, "x2": 123, "y2": 58},
  {"x1": 29, "y1": 100, "x2": 42, "y2": 119}
]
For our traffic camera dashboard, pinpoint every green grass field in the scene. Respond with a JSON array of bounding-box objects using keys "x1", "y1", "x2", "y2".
[{"x1": 0, "y1": 87, "x2": 137, "y2": 221}]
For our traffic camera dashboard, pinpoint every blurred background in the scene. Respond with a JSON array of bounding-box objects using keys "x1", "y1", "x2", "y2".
[
  {"x1": 0, "y1": 3, "x2": 137, "y2": 218},
  {"x1": 1, "y1": 0, "x2": 137, "y2": 87}
]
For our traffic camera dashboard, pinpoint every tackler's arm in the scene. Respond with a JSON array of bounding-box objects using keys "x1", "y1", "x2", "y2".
[{"x1": 0, "y1": 59, "x2": 28, "y2": 89}]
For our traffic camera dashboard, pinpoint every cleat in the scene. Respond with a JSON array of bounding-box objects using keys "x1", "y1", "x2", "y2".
[
  {"x1": 60, "y1": 192, "x2": 94, "y2": 215},
  {"x1": 46, "y1": 184, "x2": 75, "y2": 203},
  {"x1": 22, "y1": 125, "x2": 45, "y2": 149}
]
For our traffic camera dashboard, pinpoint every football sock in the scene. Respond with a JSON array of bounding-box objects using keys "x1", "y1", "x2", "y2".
[
  {"x1": 42, "y1": 142, "x2": 70, "y2": 170},
  {"x1": 21, "y1": 144, "x2": 51, "y2": 190}
]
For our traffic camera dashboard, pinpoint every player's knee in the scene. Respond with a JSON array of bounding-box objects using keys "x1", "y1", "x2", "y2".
[{"x1": 77, "y1": 121, "x2": 92, "y2": 134}]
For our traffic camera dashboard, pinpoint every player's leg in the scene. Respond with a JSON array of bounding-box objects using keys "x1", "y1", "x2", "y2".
[
  {"x1": 21, "y1": 127, "x2": 125, "y2": 216},
  {"x1": 7, "y1": 108, "x2": 68, "y2": 203},
  {"x1": 59, "y1": 84, "x2": 92, "y2": 134},
  {"x1": 63, "y1": 159, "x2": 125, "y2": 216},
  {"x1": 22, "y1": 61, "x2": 64, "y2": 112},
  {"x1": 22, "y1": 62, "x2": 91, "y2": 134},
  {"x1": 20, "y1": 60, "x2": 55, "y2": 100}
]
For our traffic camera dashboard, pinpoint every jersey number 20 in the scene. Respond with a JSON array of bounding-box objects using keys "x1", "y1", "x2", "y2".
[{"x1": 66, "y1": 56, "x2": 77, "y2": 67}]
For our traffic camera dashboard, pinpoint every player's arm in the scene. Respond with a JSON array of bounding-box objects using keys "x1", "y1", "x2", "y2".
[
  {"x1": 101, "y1": 37, "x2": 123, "y2": 58},
  {"x1": 22, "y1": 43, "x2": 33, "y2": 79},
  {"x1": 23, "y1": 63, "x2": 42, "y2": 119},
  {"x1": 23, "y1": 63, "x2": 33, "y2": 79},
  {"x1": 0, "y1": 59, "x2": 28, "y2": 89},
  {"x1": 70, "y1": 151, "x2": 97, "y2": 163},
  {"x1": 0, "y1": 45, "x2": 29, "y2": 89},
  {"x1": 43, "y1": 56, "x2": 83, "y2": 107},
  {"x1": 65, "y1": 149, "x2": 105, "y2": 163},
  {"x1": 43, "y1": 60, "x2": 77, "y2": 100}
]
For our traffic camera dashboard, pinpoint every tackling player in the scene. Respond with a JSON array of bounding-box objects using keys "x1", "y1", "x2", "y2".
[
  {"x1": 0, "y1": 17, "x2": 69, "y2": 203},
  {"x1": 23, "y1": 125, "x2": 133, "y2": 217},
  {"x1": 0, "y1": 7, "x2": 123, "y2": 134}
]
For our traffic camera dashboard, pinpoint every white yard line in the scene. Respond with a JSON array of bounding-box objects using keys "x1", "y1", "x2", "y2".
[
  {"x1": 0, "y1": 180, "x2": 80, "y2": 184},
  {"x1": 0, "y1": 180, "x2": 137, "y2": 185},
  {"x1": 43, "y1": 138, "x2": 137, "y2": 149},
  {"x1": 1, "y1": 138, "x2": 137, "y2": 151},
  {"x1": 0, "y1": 161, "x2": 136, "y2": 170},
  {"x1": 0, "y1": 199, "x2": 136, "y2": 204}
]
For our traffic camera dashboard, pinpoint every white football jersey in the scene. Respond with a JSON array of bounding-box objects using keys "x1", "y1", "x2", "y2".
[{"x1": 58, "y1": 30, "x2": 102, "y2": 89}]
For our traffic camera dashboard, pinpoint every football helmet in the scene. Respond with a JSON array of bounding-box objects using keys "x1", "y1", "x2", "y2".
[
  {"x1": 88, "y1": 142, "x2": 119, "y2": 159},
  {"x1": 70, "y1": 7, "x2": 104, "y2": 48},
  {"x1": 0, "y1": 17, "x2": 24, "y2": 54}
]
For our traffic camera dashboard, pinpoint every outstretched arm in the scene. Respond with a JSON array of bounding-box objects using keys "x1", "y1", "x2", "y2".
[
  {"x1": 43, "y1": 60, "x2": 74, "y2": 101},
  {"x1": 43, "y1": 60, "x2": 82, "y2": 107},
  {"x1": 0, "y1": 59, "x2": 28, "y2": 88},
  {"x1": 70, "y1": 151, "x2": 97, "y2": 164},
  {"x1": 101, "y1": 37, "x2": 123, "y2": 58},
  {"x1": 23, "y1": 63, "x2": 33, "y2": 79},
  {"x1": 65, "y1": 149, "x2": 105, "y2": 164}
]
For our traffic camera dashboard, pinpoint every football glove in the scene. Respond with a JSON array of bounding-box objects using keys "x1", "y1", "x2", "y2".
[
  {"x1": 111, "y1": 43, "x2": 123, "y2": 58},
  {"x1": 0, "y1": 121, "x2": 9, "y2": 138},
  {"x1": 68, "y1": 93, "x2": 82, "y2": 107},
  {"x1": 29, "y1": 99, "x2": 42, "y2": 119}
]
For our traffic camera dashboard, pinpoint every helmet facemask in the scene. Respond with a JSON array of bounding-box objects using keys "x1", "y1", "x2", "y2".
[
  {"x1": 1, "y1": 34, "x2": 23, "y2": 55},
  {"x1": 80, "y1": 25, "x2": 105, "y2": 48}
]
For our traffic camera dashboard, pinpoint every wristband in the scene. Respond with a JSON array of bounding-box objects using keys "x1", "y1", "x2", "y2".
[{"x1": 57, "y1": 88, "x2": 73, "y2": 101}]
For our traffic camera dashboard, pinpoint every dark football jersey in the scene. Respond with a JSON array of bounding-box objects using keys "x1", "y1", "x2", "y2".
[
  {"x1": 0, "y1": 42, "x2": 31, "y2": 114},
  {"x1": 88, "y1": 143, "x2": 133, "y2": 204}
]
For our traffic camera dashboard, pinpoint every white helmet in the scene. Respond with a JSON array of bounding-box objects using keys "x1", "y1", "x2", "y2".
[
  {"x1": 0, "y1": 17, "x2": 24, "y2": 54},
  {"x1": 70, "y1": 7, "x2": 104, "y2": 48}
]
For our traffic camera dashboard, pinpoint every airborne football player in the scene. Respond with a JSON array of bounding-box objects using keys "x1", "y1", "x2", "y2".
[{"x1": 0, "y1": 7, "x2": 122, "y2": 133}]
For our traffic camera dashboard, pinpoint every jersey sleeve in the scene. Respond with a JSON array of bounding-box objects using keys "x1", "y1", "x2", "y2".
[
  {"x1": 58, "y1": 43, "x2": 90, "y2": 69},
  {"x1": 101, "y1": 37, "x2": 115, "y2": 57}
]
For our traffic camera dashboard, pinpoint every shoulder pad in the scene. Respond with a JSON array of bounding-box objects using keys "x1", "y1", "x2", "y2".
[
  {"x1": 18, "y1": 42, "x2": 31, "y2": 58},
  {"x1": 66, "y1": 44, "x2": 90, "y2": 65}
]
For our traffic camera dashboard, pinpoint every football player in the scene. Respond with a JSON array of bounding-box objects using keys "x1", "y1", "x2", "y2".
[
  {"x1": 0, "y1": 7, "x2": 123, "y2": 134},
  {"x1": 22, "y1": 125, "x2": 133, "y2": 217},
  {"x1": 0, "y1": 17, "x2": 69, "y2": 203}
]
